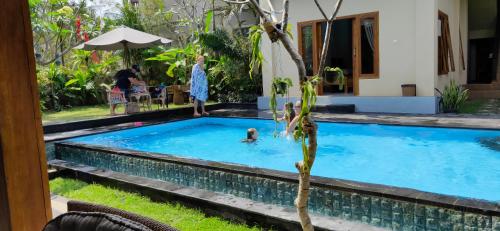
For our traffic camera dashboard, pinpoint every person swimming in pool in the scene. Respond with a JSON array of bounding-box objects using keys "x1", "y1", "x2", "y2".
[
  {"x1": 285, "y1": 101, "x2": 302, "y2": 136},
  {"x1": 241, "y1": 128, "x2": 259, "y2": 143},
  {"x1": 277, "y1": 102, "x2": 295, "y2": 127}
]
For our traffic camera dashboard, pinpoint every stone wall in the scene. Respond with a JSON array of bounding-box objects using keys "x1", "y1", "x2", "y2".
[{"x1": 56, "y1": 144, "x2": 499, "y2": 231}]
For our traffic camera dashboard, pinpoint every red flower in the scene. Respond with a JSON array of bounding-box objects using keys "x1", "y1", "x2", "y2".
[{"x1": 75, "y1": 16, "x2": 81, "y2": 40}]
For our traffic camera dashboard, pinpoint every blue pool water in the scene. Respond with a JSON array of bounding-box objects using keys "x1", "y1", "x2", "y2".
[{"x1": 70, "y1": 117, "x2": 500, "y2": 201}]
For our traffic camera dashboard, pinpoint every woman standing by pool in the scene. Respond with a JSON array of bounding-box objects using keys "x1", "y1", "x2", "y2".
[{"x1": 190, "y1": 55, "x2": 209, "y2": 117}]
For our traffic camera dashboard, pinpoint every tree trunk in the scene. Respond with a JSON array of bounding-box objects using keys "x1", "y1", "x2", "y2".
[
  {"x1": 317, "y1": 20, "x2": 333, "y2": 78},
  {"x1": 278, "y1": 35, "x2": 307, "y2": 82},
  {"x1": 294, "y1": 116, "x2": 317, "y2": 231}
]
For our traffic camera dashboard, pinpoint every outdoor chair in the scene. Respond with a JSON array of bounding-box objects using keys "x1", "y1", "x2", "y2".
[
  {"x1": 43, "y1": 200, "x2": 179, "y2": 231},
  {"x1": 129, "y1": 84, "x2": 152, "y2": 111},
  {"x1": 106, "y1": 90, "x2": 127, "y2": 115},
  {"x1": 151, "y1": 87, "x2": 168, "y2": 109}
]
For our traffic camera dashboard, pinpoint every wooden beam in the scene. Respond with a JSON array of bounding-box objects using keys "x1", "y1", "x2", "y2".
[
  {"x1": 0, "y1": 0, "x2": 52, "y2": 230},
  {"x1": 444, "y1": 17, "x2": 455, "y2": 71}
]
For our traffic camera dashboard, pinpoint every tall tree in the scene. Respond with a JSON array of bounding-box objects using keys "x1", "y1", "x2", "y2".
[{"x1": 223, "y1": 0, "x2": 343, "y2": 230}]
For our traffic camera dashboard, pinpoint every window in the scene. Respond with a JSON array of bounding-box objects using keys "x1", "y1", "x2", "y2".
[
  {"x1": 360, "y1": 17, "x2": 376, "y2": 74},
  {"x1": 438, "y1": 11, "x2": 455, "y2": 75},
  {"x1": 301, "y1": 25, "x2": 314, "y2": 76}
]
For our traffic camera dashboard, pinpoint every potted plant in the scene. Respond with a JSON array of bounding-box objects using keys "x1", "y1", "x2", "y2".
[{"x1": 435, "y1": 80, "x2": 469, "y2": 113}]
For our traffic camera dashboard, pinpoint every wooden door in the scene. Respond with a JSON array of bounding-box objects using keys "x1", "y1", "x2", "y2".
[{"x1": 353, "y1": 17, "x2": 360, "y2": 96}]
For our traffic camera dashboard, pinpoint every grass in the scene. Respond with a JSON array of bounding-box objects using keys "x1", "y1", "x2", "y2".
[
  {"x1": 50, "y1": 178, "x2": 260, "y2": 231},
  {"x1": 458, "y1": 99, "x2": 487, "y2": 114},
  {"x1": 42, "y1": 101, "x2": 216, "y2": 124}
]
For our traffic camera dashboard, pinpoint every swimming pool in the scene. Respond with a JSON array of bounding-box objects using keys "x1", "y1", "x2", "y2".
[{"x1": 69, "y1": 117, "x2": 500, "y2": 202}]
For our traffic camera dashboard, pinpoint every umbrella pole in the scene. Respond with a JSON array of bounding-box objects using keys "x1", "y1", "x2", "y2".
[{"x1": 123, "y1": 41, "x2": 131, "y2": 68}]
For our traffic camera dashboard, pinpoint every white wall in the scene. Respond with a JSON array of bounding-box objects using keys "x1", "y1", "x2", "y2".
[
  {"x1": 435, "y1": 0, "x2": 468, "y2": 92},
  {"x1": 261, "y1": 0, "x2": 441, "y2": 97}
]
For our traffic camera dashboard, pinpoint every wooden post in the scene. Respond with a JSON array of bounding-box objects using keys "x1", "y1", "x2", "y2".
[{"x1": 0, "y1": 0, "x2": 52, "y2": 230}]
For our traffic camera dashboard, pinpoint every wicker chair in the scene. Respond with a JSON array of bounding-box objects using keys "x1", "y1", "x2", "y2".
[
  {"x1": 43, "y1": 211, "x2": 154, "y2": 231},
  {"x1": 106, "y1": 90, "x2": 128, "y2": 115},
  {"x1": 66, "y1": 200, "x2": 178, "y2": 231}
]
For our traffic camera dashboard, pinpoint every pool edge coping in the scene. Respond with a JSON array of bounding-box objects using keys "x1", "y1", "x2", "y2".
[{"x1": 54, "y1": 141, "x2": 500, "y2": 216}]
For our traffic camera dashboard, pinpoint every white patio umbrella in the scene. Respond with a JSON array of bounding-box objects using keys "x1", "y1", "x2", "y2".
[{"x1": 75, "y1": 26, "x2": 172, "y2": 66}]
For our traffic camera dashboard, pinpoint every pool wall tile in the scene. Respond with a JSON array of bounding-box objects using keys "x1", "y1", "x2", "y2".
[
  {"x1": 361, "y1": 196, "x2": 371, "y2": 224},
  {"x1": 493, "y1": 216, "x2": 500, "y2": 231},
  {"x1": 55, "y1": 144, "x2": 500, "y2": 231},
  {"x1": 46, "y1": 142, "x2": 55, "y2": 161}
]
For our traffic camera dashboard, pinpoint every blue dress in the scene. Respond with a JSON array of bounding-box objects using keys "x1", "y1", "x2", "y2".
[{"x1": 190, "y1": 63, "x2": 208, "y2": 102}]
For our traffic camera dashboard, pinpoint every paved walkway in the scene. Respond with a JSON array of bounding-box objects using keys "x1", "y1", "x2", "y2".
[
  {"x1": 212, "y1": 109, "x2": 500, "y2": 130},
  {"x1": 476, "y1": 99, "x2": 500, "y2": 115},
  {"x1": 51, "y1": 194, "x2": 68, "y2": 217}
]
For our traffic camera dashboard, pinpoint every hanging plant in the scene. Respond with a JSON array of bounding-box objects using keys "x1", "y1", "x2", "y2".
[
  {"x1": 273, "y1": 77, "x2": 293, "y2": 95},
  {"x1": 324, "y1": 66, "x2": 345, "y2": 90},
  {"x1": 270, "y1": 77, "x2": 293, "y2": 136}
]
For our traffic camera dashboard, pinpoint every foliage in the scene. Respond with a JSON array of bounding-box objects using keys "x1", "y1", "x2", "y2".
[
  {"x1": 270, "y1": 77, "x2": 293, "y2": 121},
  {"x1": 200, "y1": 29, "x2": 262, "y2": 103},
  {"x1": 199, "y1": 29, "x2": 244, "y2": 59},
  {"x1": 293, "y1": 76, "x2": 319, "y2": 171},
  {"x1": 137, "y1": 0, "x2": 176, "y2": 37},
  {"x1": 37, "y1": 63, "x2": 67, "y2": 111},
  {"x1": 170, "y1": 0, "x2": 212, "y2": 45},
  {"x1": 30, "y1": 0, "x2": 123, "y2": 111},
  {"x1": 207, "y1": 56, "x2": 261, "y2": 103},
  {"x1": 50, "y1": 178, "x2": 260, "y2": 231},
  {"x1": 118, "y1": 0, "x2": 143, "y2": 31},
  {"x1": 30, "y1": 0, "x2": 103, "y2": 65},
  {"x1": 436, "y1": 80, "x2": 469, "y2": 113},
  {"x1": 147, "y1": 44, "x2": 200, "y2": 85},
  {"x1": 249, "y1": 25, "x2": 264, "y2": 79},
  {"x1": 64, "y1": 50, "x2": 120, "y2": 106},
  {"x1": 205, "y1": 10, "x2": 214, "y2": 33},
  {"x1": 31, "y1": 0, "x2": 259, "y2": 111}
]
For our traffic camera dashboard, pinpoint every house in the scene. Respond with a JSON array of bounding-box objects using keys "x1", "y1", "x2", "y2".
[{"x1": 258, "y1": 0, "x2": 499, "y2": 114}]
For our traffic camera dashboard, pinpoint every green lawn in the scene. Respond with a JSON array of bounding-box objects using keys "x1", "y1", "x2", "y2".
[
  {"x1": 42, "y1": 101, "x2": 216, "y2": 124},
  {"x1": 50, "y1": 178, "x2": 260, "y2": 231}
]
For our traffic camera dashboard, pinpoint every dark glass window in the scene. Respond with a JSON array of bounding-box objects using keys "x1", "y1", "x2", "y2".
[
  {"x1": 360, "y1": 18, "x2": 375, "y2": 74},
  {"x1": 301, "y1": 25, "x2": 314, "y2": 76}
]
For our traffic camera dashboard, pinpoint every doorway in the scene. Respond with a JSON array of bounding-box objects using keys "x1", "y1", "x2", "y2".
[
  {"x1": 468, "y1": 38, "x2": 495, "y2": 83},
  {"x1": 467, "y1": 0, "x2": 498, "y2": 84},
  {"x1": 321, "y1": 19, "x2": 354, "y2": 95}
]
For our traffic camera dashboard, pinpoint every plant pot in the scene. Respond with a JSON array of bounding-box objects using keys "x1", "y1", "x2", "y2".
[
  {"x1": 276, "y1": 82, "x2": 288, "y2": 95},
  {"x1": 401, "y1": 84, "x2": 416, "y2": 96},
  {"x1": 172, "y1": 85, "x2": 185, "y2": 105}
]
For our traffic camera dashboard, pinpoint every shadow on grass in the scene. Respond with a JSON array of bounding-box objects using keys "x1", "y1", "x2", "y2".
[
  {"x1": 49, "y1": 178, "x2": 88, "y2": 195},
  {"x1": 49, "y1": 178, "x2": 261, "y2": 231}
]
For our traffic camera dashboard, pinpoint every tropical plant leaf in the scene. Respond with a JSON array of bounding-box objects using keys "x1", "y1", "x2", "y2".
[
  {"x1": 64, "y1": 78, "x2": 79, "y2": 87},
  {"x1": 205, "y1": 10, "x2": 213, "y2": 33}
]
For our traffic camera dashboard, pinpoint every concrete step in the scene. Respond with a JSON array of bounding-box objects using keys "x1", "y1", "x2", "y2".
[
  {"x1": 464, "y1": 82, "x2": 500, "y2": 91},
  {"x1": 468, "y1": 89, "x2": 500, "y2": 99}
]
